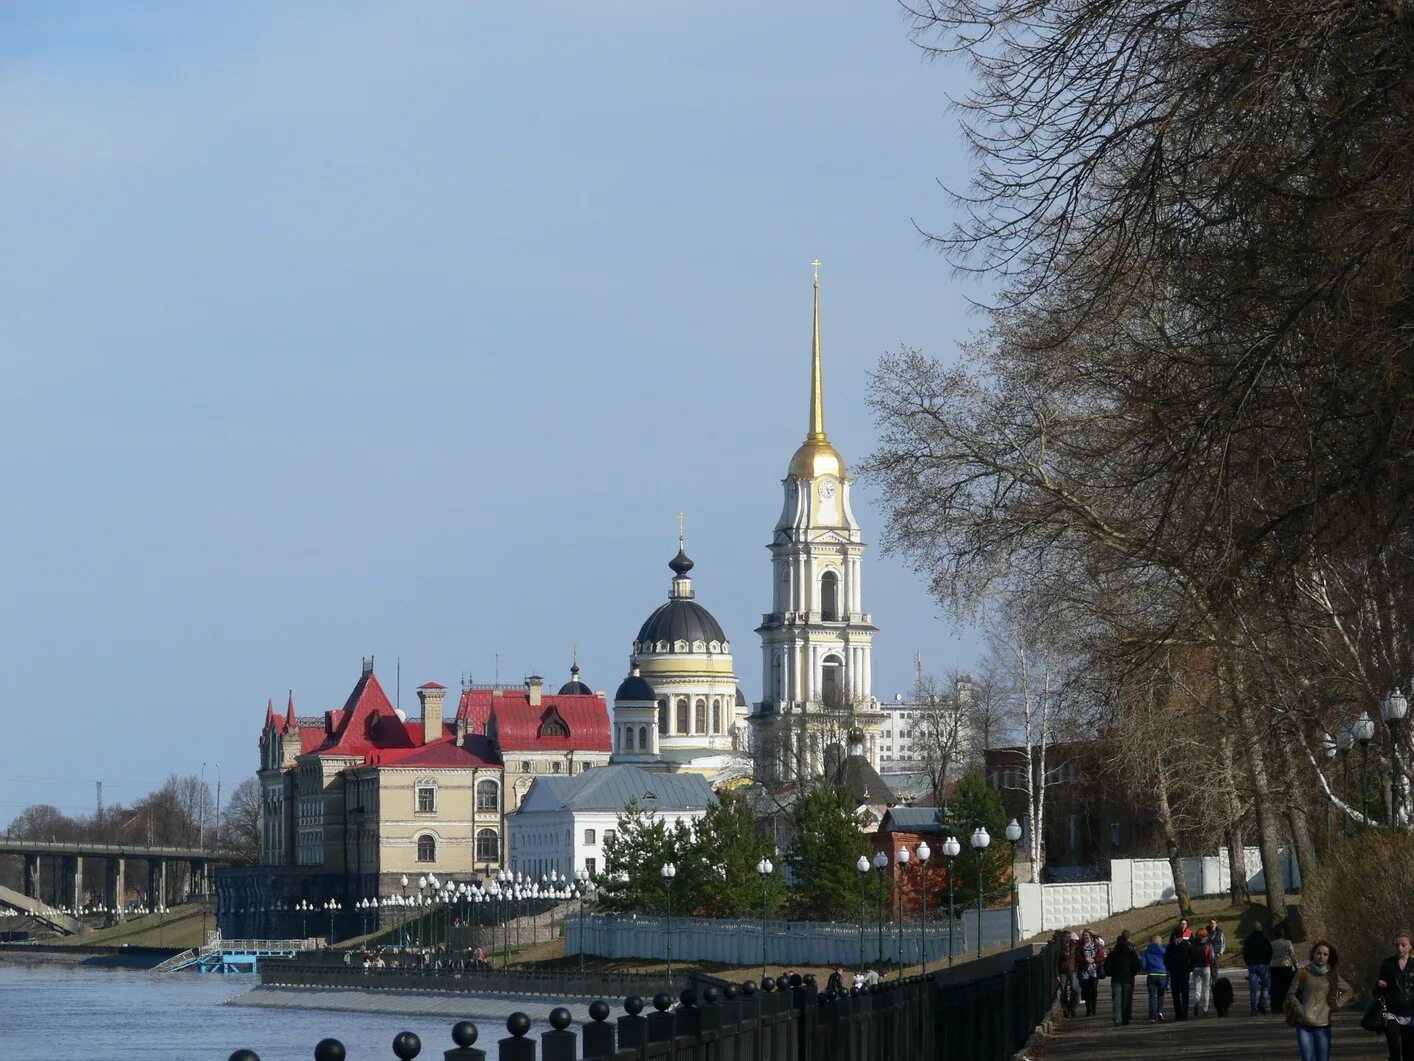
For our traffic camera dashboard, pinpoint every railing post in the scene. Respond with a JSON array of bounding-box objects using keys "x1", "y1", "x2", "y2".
[
  {"x1": 540, "y1": 1007, "x2": 577, "y2": 1061},
  {"x1": 581, "y1": 1001, "x2": 615, "y2": 1061},
  {"x1": 646, "y1": 992, "x2": 677, "y2": 1046},
  {"x1": 616, "y1": 995, "x2": 649, "y2": 1061},
  {"x1": 499, "y1": 1014, "x2": 536, "y2": 1061},
  {"x1": 444, "y1": 1021, "x2": 485, "y2": 1061}
]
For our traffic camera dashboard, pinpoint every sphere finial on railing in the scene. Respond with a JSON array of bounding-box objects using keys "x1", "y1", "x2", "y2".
[
  {"x1": 229, "y1": 1051, "x2": 260, "y2": 1061},
  {"x1": 505, "y1": 1012, "x2": 532, "y2": 1037},
  {"x1": 652, "y1": 992, "x2": 673, "y2": 1012},
  {"x1": 588, "y1": 1000, "x2": 611, "y2": 1022},
  {"x1": 314, "y1": 1039, "x2": 346, "y2": 1061},
  {"x1": 624, "y1": 995, "x2": 645, "y2": 1015},
  {"x1": 392, "y1": 1030, "x2": 421, "y2": 1059},
  {"x1": 548, "y1": 1008, "x2": 573, "y2": 1031},
  {"x1": 452, "y1": 1021, "x2": 479, "y2": 1047}
]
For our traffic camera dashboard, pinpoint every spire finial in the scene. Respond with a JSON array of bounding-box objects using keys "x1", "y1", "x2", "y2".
[
  {"x1": 677, "y1": 511, "x2": 686, "y2": 549},
  {"x1": 808, "y1": 260, "x2": 826, "y2": 441}
]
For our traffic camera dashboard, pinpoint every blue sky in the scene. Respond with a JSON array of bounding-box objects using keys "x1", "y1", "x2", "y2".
[{"x1": 0, "y1": 3, "x2": 984, "y2": 817}]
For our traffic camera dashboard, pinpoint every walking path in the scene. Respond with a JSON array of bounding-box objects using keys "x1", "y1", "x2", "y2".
[{"x1": 1036, "y1": 972, "x2": 1385, "y2": 1059}]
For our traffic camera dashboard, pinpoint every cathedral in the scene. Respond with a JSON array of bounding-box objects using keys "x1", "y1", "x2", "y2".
[{"x1": 612, "y1": 267, "x2": 884, "y2": 786}]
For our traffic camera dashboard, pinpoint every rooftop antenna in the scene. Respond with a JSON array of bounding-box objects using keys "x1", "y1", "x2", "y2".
[
  {"x1": 396, "y1": 655, "x2": 401, "y2": 710},
  {"x1": 495, "y1": 651, "x2": 500, "y2": 687}
]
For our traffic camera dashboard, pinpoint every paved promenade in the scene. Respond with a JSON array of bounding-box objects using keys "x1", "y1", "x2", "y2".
[{"x1": 1037, "y1": 972, "x2": 1386, "y2": 1059}]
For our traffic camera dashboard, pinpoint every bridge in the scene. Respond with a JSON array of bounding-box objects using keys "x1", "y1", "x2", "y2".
[
  {"x1": 0, "y1": 883, "x2": 81, "y2": 934},
  {"x1": 0, "y1": 839, "x2": 237, "y2": 929}
]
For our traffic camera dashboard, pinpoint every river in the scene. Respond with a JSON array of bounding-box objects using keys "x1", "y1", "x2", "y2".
[{"x1": 0, "y1": 962, "x2": 496, "y2": 1060}]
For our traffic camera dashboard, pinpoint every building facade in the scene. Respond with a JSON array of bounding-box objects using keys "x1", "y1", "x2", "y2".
[{"x1": 751, "y1": 272, "x2": 884, "y2": 783}]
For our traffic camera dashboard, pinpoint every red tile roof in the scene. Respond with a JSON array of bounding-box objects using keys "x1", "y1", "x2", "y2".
[
  {"x1": 315, "y1": 670, "x2": 419, "y2": 757},
  {"x1": 456, "y1": 688, "x2": 611, "y2": 752},
  {"x1": 418, "y1": 681, "x2": 446, "y2": 690},
  {"x1": 385, "y1": 735, "x2": 501, "y2": 769}
]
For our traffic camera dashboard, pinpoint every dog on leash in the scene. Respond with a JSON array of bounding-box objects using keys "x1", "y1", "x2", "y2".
[{"x1": 1212, "y1": 975, "x2": 1234, "y2": 1016}]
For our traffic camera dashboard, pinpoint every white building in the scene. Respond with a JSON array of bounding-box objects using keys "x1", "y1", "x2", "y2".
[
  {"x1": 751, "y1": 270, "x2": 884, "y2": 782},
  {"x1": 505, "y1": 763, "x2": 716, "y2": 880}
]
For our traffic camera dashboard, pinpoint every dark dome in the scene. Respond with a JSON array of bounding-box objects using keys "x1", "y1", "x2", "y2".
[
  {"x1": 636, "y1": 598, "x2": 727, "y2": 648},
  {"x1": 615, "y1": 673, "x2": 659, "y2": 702},
  {"x1": 558, "y1": 680, "x2": 594, "y2": 695},
  {"x1": 669, "y1": 549, "x2": 695, "y2": 577}
]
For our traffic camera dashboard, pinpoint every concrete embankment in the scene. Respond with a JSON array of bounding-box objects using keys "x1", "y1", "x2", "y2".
[
  {"x1": 0, "y1": 944, "x2": 179, "y2": 968},
  {"x1": 228, "y1": 985, "x2": 594, "y2": 1028}
]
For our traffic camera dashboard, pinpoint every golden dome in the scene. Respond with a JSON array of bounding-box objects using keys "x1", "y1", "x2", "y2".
[{"x1": 789, "y1": 437, "x2": 846, "y2": 479}]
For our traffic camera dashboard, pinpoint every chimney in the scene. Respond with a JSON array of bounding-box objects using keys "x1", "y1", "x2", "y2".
[
  {"x1": 526, "y1": 675, "x2": 544, "y2": 707},
  {"x1": 417, "y1": 683, "x2": 447, "y2": 744}
]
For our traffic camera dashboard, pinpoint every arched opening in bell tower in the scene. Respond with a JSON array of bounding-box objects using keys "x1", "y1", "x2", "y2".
[
  {"x1": 820, "y1": 570, "x2": 840, "y2": 620},
  {"x1": 821, "y1": 654, "x2": 845, "y2": 709}
]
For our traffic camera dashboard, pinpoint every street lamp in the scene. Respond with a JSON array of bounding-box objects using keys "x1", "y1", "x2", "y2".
[
  {"x1": 1355, "y1": 710, "x2": 1377, "y2": 823},
  {"x1": 855, "y1": 855, "x2": 870, "y2": 968},
  {"x1": 1004, "y1": 818, "x2": 1023, "y2": 947},
  {"x1": 1337, "y1": 725, "x2": 1354, "y2": 835},
  {"x1": 942, "y1": 836, "x2": 960, "y2": 966},
  {"x1": 1321, "y1": 733, "x2": 1338, "y2": 847},
  {"x1": 661, "y1": 862, "x2": 677, "y2": 986},
  {"x1": 872, "y1": 850, "x2": 888, "y2": 967},
  {"x1": 756, "y1": 856, "x2": 773, "y2": 981},
  {"x1": 1382, "y1": 687, "x2": 1409, "y2": 824},
  {"x1": 970, "y1": 826, "x2": 991, "y2": 960},
  {"x1": 916, "y1": 841, "x2": 931, "y2": 977},
  {"x1": 895, "y1": 845, "x2": 910, "y2": 978},
  {"x1": 575, "y1": 867, "x2": 590, "y2": 974},
  {"x1": 296, "y1": 899, "x2": 312, "y2": 940}
]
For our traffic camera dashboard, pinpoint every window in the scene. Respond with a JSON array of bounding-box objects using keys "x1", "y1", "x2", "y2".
[
  {"x1": 604, "y1": 829, "x2": 617, "y2": 846},
  {"x1": 676, "y1": 698, "x2": 689, "y2": 734},
  {"x1": 416, "y1": 786, "x2": 436, "y2": 814},
  {"x1": 586, "y1": 857, "x2": 597, "y2": 877},
  {"x1": 658, "y1": 699, "x2": 669, "y2": 732},
  {"x1": 624, "y1": 727, "x2": 635, "y2": 751},
  {"x1": 584, "y1": 828, "x2": 596, "y2": 845},
  {"x1": 552, "y1": 761, "x2": 563, "y2": 774},
  {"x1": 821, "y1": 570, "x2": 840, "y2": 620},
  {"x1": 695, "y1": 698, "x2": 706, "y2": 735},
  {"x1": 476, "y1": 829, "x2": 499, "y2": 862},
  {"x1": 476, "y1": 779, "x2": 499, "y2": 812},
  {"x1": 821, "y1": 656, "x2": 844, "y2": 708},
  {"x1": 638, "y1": 725, "x2": 648, "y2": 750},
  {"x1": 521, "y1": 761, "x2": 532, "y2": 773},
  {"x1": 711, "y1": 700, "x2": 721, "y2": 734},
  {"x1": 417, "y1": 835, "x2": 436, "y2": 862}
]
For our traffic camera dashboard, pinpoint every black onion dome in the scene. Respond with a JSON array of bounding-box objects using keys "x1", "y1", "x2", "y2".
[
  {"x1": 636, "y1": 599, "x2": 727, "y2": 647},
  {"x1": 558, "y1": 679, "x2": 594, "y2": 695},
  {"x1": 669, "y1": 549, "x2": 695, "y2": 577},
  {"x1": 615, "y1": 672, "x2": 659, "y2": 702}
]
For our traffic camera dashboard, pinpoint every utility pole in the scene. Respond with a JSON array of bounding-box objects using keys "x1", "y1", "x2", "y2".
[
  {"x1": 214, "y1": 766, "x2": 222, "y2": 853},
  {"x1": 96, "y1": 782, "x2": 103, "y2": 828}
]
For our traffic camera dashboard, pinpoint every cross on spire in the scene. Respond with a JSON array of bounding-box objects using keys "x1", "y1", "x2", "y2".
[
  {"x1": 812, "y1": 258, "x2": 821, "y2": 285},
  {"x1": 677, "y1": 511, "x2": 686, "y2": 547}
]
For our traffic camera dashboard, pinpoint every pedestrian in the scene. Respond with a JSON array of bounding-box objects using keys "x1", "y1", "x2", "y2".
[
  {"x1": 1271, "y1": 926, "x2": 1297, "y2": 1013},
  {"x1": 1105, "y1": 930, "x2": 1143, "y2": 1026},
  {"x1": 1285, "y1": 940, "x2": 1349, "y2": 1061},
  {"x1": 1208, "y1": 918, "x2": 1228, "y2": 968},
  {"x1": 1243, "y1": 921, "x2": 1274, "y2": 1015},
  {"x1": 1375, "y1": 929, "x2": 1414, "y2": 1061},
  {"x1": 1191, "y1": 927, "x2": 1215, "y2": 1017},
  {"x1": 1057, "y1": 931, "x2": 1080, "y2": 1017},
  {"x1": 1171, "y1": 917, "x2": 1193, "y2": 944},
  {"x1": 826, "y1": 967, "x2": 846, "y2": 996},
  {"x1": 1142, "y1": 933, "x2": 1169, "y2": 1023},
  {"x1": 1166, "y1": 930, "x2": 1195, "y2": 1021},
  {"x1": 1077, "y1": 929, "x2": 1105, "y2": 1017}
]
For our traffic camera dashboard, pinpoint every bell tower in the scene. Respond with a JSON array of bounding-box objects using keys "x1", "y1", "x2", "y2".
[{"x1": 752, "y1": 264, "x2": 882, "y2": 783}]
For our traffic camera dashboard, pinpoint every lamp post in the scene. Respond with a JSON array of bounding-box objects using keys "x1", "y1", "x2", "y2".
[
  {"x1": 872, "y1": 850, "x2": 888, "y2": 966},
  {"x1": 575, "y1": 867, "x2": 590, "y2": 973},
  {"x1": 970, "y1": 826, "x2": 991, "y2": 960},
  {"x1": 855, "y1": 854, "x2": 869, "y2": 968},
  {"x1": 916, "y1": 841, "x2": 931, "y2": 977},
  {"x1": 1355, "y1": 710, "x2": 1377, "y2": 824},
  {"x1": 661, "y1": 862, "x2": 677, "y2": 986},
  {"x1": 1004, "y1": 818, "x2": 1023, "y2": 947},
  {"x1": 1382, "y1": 687, "x2": 1409, "y2": 825},
  {"x1": 943, "y1": 836, "x2": 960, "y2": 966},
  {"x1": 756, "y1": 856, "x2": 773, "y2": 981},
  {"x1": 895, "y1": 845, "x2": 910, "y2": 978},
  {"x1": 296, "y1": 899, "x2": 311, "y2": 940},
  {"x1": 1321, "y1": 732, "x2": 1337, "y2": 847},
  {"x1": 1337, "y1": 725, "x2": 1354, "y2": 835},
  {"x1": 399, "y1": 875, "x2": 409, "y2": 947}
]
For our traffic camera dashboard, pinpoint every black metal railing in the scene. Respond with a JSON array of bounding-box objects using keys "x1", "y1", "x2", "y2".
[
  {"x1": 261, "y1": 957, "x2": 668, "y2": 999},
  {"x1": 236, "y1": 939, "x2": 1056, "y2": 1061}
]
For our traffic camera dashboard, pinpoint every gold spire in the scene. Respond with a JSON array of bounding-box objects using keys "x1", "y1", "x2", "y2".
[{"x1": 789, "y1": 261, "x2": 846, "y2": 479}]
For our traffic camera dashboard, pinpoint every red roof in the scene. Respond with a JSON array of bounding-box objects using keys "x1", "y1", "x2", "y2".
[
  {"x1": 384, "y1": 735, "x2": 501, "y2": 769},
  {"x1": 315, "y1": 670, "x2": 419, "y2": 757},
  {"x1": 418, "y1": 681, "x2": 446, "y2": 690},
  {"x1": 456, "y1": 687, "x2": 611, "y2": 752}
]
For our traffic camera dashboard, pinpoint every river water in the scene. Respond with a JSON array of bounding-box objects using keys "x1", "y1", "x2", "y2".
[{"x1": 0, "y1": 963, "x2": 484, "y2": 1061}]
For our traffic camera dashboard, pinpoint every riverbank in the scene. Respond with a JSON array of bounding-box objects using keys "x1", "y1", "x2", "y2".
[
  {"x1": 0, "y1": 943, "x2": 180, "y2": 968},
  {"x1": 230, "y1": 984, "x2": 593, "y2": 1027}
]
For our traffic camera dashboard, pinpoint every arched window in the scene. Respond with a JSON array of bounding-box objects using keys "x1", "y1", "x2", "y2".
[
  {"x1": 417, "y1": 834, "x2": 436, "y2": 863},
  {"x1": 658, "y1": 699, "x2": 669, "y2": 733},
  {"x1": 711, "y1": 699, "x2": 722, "y2": 734},
  {"x1": 476, "y1": 779, "x2": 499, "y2": 812},
  {"x1": 676, "y1": 698, "x2": 689, "y2": 734},
  {"x1": 821, "y1": 571, "x2": 840, "y2": 620},
  {"x1": 692, "y1": 698, "x2": 705, "y2": 734},
  {"x1": 822, "y1": 655, "x2": 845, "y2": 708},
  {"x1": 476, "y1": 829, "x2": 499, "y2": 862},
  {"x1": 624, "y1": 726, "x2": 635, "y2": 751},
  {"x1": 638, "y1": 725, "x2": 648, "y2": 750}
]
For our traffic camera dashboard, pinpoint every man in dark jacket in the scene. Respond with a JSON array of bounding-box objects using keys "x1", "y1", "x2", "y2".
[
  {"x1": 1105, "y1": 930, "x2": 1144, "y2": 1026},
  {"x1": 1242, "y1": 922, "x2": 1274, "y2": 1015},
  {"x1": 1376, "y1": 930, "x2": 1414, "y2": 1061},
  {"x1": 1166, "y1": 934, "x2": 1195, "y2": 1021}
]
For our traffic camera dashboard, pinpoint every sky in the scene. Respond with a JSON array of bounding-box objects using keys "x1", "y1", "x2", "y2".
[{"x1": 0, "y1": 3, "x2": 985, "y2": 819}]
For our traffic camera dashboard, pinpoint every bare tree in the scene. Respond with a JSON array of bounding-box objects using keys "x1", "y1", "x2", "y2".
[{"x1": 222, "y1": 778, "x2": 262, "y2": 864}]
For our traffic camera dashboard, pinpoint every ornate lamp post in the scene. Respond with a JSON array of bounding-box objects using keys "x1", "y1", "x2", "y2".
[
  {"x1": 398, "y1": 875, "x2": 409, "y2": 947},
  {"x1": 895, "y1": 845, "x2": 910, "y2": 978},
  {"x1": 1321, "y1": 732, "x2": 1338, "y2": 847},
  {"x1": 916, "y1": 841, "x2": 931, "y2": 977},
  {"x1": 970, "y1": 826, "x2": 991, "y2": 959},
  {"x1": 942, "y1": 836, "x2": 960, "y2": 966},
  {"x1": 661, "y1": 862, "x2": 677, "y2": 986},
  {"x1": 872, "y1": 850, "x2": 888, "y2": 965},
  {"x1": 1355, "y1": 710, "x2": 1377, "y2": 823},
  {"x1": 1004, "y1": 818, "x2": 1023, "y2": 947},
  {"x1": 1382, "y1": 687, "x2": 1409, "y2": 824},
  {"x1": 1337, "y1": 725, "x2": 1354, "y2": 835},
  {"x1": 855, "y1": 854, "x2": 870, "y2": 967},
  {"x1": 296, "y1": 899, "x2": 311, "y2": 940},
  {"x1": 575, "y1": 867, "x2": 590, "y2": 973},
  {"x1": 756, "y1": 856, "x2": 773, "y2": 981}
]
